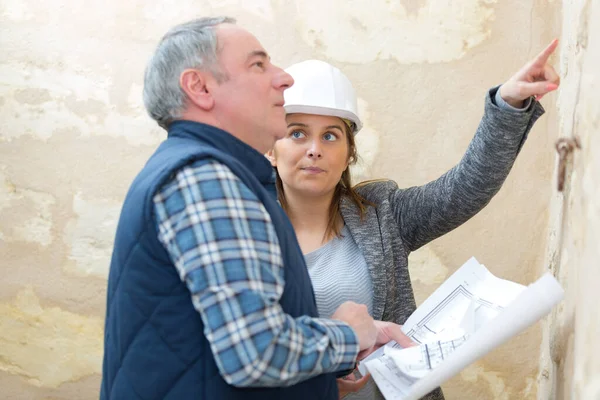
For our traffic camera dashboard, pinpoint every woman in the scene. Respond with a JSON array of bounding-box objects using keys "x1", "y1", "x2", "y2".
[{"x1": 269, "y1": 41, "x2": 559, "y2": 400}]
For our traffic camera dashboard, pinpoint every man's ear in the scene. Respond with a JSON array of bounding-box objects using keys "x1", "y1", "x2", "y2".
[
  {"x1": 180, "y1": 69, "x2": 214, "y2": 111},
  {"x1": 265, "y1": 149, "x2": 277, "y2": 167}
]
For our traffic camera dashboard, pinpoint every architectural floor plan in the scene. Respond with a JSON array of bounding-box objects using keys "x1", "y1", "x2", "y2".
[{"x1": 359, "y1": 257, "x2": 564, "y2": 400}]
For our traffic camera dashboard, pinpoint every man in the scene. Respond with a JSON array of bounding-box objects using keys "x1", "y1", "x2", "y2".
[{"x1": 101, "y1": 17, "x2": 399, "y2": 400}]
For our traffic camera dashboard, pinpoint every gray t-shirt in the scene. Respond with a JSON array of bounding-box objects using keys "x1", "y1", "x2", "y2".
[
  {"x1": 304, "y1": 225, "x2": 374, "y2": 318},
  {"x1": 305, "y1": 225, "x2": 380, "y2": 400}
]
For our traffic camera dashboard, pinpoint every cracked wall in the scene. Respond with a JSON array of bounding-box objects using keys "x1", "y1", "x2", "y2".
[
  {"x1": 0, "y1": 0, "x2": 561, "y2": 398},
  {"x1": 537, "y1": 0, "x2": 600, "y2": 398}
]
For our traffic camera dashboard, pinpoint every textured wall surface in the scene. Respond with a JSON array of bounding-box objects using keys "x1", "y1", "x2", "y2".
[
  {"x1": 0, "y1": 1, "x2": 560, "y2": 398},
  {"x1": 537, "y1": 0, "x2": 600, "y2": 398}
]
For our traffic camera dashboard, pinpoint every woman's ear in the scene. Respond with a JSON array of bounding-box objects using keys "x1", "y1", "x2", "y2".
[
  {"x1": 345, "y1": 151, "x2": 353, "y2": 170},
  {"x1": 265, "y1": 149, "x2": 277, "y2": 167}
]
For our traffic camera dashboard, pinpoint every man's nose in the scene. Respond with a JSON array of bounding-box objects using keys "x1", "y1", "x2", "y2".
[{"x1": 273, "y1": 66, "x2": 294, "y2": 90}]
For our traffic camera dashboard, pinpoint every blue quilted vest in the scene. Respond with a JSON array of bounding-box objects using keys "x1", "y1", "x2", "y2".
[{"x1": 100, "y1": 120, "x2": 339, "y2": 399}]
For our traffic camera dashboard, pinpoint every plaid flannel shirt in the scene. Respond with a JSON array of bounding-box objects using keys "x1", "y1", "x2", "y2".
[{"x1": 153, "y1": 159, "x2": 359, "y2": 387}]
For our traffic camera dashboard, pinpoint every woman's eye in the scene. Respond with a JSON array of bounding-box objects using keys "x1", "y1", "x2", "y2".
[
  {"x1": 323, "y1": 132, "x2": 338, "y2": 141},
  {"x1": 290, "y1": 130, "x2": 305, "y2": 139}
]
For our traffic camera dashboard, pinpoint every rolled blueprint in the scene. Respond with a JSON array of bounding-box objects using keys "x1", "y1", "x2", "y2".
[{"x1": 402, "y1": 273, "x2": 564, "y2": 400}]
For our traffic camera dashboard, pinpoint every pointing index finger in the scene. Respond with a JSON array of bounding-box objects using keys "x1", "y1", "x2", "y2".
[{"x1": 534, "y1": 38, "x2": 559, "y2": 66}]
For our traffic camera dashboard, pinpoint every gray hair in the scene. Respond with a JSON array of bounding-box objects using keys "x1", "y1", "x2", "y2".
[{"x1": 143, "y1": 16, "x2": 236, "y2": 129}]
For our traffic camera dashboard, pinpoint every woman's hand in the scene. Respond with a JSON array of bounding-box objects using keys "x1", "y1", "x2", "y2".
[
  {"x1": 500, "y1": 39, "x2": 561, "y2": 107},
  {"x1": 337, "y1": 371, "x2": 371, "y2": 399}
]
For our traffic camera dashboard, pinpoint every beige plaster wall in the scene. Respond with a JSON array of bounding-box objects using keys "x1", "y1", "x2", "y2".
[
  {"x1": 0, "y1": 1, "x2": 560, "y2": 399},
  {"x1": 537, "y1": 0, "x2": 600, "y2": 398}
]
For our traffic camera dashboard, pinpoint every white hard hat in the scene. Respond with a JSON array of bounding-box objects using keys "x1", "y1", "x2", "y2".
[{"x1": 284, "y1": 60, "x2": 362, "y2": 134}]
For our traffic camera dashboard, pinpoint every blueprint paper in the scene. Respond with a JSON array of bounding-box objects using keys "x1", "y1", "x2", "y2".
[
  {"x1": 358, "y1": 257, "x2": 523, "y2": 375},
  {"x1": 359, "y1": 257, "x2": 564, "y2": 399}
]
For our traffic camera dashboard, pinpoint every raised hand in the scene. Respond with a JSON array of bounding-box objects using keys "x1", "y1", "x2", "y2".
[{"x1": 499, "y1": 39, "x2": 561, "y2": 107}]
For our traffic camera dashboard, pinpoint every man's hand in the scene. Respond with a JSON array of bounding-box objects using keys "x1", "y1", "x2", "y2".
[
  {"x1": 337, "y1": 371, "x2": 371, "y2": 399},
  {"x1": 358, "y1": 321, "x2": 417, "y2": 360},
  {"x1": 331, "y1": 301, "x2": 377, "y2": 351},
  {"x1": 500, "y1": 39, "x2": 561, "y2": 107}
]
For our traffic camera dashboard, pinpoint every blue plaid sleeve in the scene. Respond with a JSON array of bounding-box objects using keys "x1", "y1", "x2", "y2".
[{"x1": 153, "y1": 159, "x2": 359, "y2": 387}]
